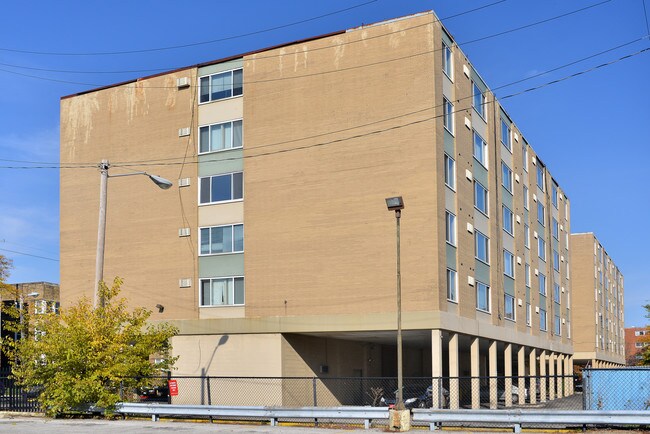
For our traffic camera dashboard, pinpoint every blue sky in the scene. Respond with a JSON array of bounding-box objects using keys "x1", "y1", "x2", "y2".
[{"x1": 0, "y1": 0, "x2": 648, "y2": 326}]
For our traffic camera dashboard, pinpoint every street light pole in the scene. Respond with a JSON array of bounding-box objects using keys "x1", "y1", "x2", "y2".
[
  {"x1": 385, "y1": 196, "x2": 405, "y2": 411},
  {"x1": 93, "y1": 159, "x2": 173, "y2": 309}
]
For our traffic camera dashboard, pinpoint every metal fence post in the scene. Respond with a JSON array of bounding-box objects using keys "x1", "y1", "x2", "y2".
[
  {"x1": 312, "y1": 377, "x2": 318, "y2": 426},
  {"x1": 167, "y1": 371, "x2": 172, "y2": 405}
]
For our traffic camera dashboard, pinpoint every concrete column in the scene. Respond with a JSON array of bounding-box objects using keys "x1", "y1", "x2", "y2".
[
  {"x1": 431, "y1": 330, "x2": 443, "y2": 408},
  {"x1": 568, "y1": 356, "x2": 574, "y2": 394},
  {"x1": 518, "y1": 346, "x2": 526, "y2": 405},
  {"x1": 504, "y1": 343, "x2": 512, "y2": 407},
  {"x1": 489, "y1": 340, "x2": 498, "y2": 409},
  {"x1": 548, "y1": 352, "x2": 556, "y2": 400},
  {"x1": 556, "y1": 354, "x2": 564, "y2": 398},
  {"x1": 449, "y1": 333, "x2": 459, "y2": 410},
  {"x1": 471, "y1": 337, "x2": 480, "y2": 409},
  {"x1": 529, "y1": 348, "x2": 537, "y2": 404},
  {"x1": 539, "y1": 350, "x2": 547, "y2": 402},
  {"x1": 563, "y1": 355, "x2": 571, "y2": 397}
]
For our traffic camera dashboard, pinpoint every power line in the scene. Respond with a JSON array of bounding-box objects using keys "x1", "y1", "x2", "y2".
[
  {"x1": 0, "y1": 0, "x2": 379, "y2": 56},
  {"x1": 0, "y1": 248, "x2": 59, "y2": 262},
  {"x1": 1, "y1": 44, "x2": 647, "y2": 170},
  {"x1": 643, "y1": 0, "x2": 650, "y2": 36},
  {"x1": 0, "y1": 0, "x2": 608, "y2": 89}
]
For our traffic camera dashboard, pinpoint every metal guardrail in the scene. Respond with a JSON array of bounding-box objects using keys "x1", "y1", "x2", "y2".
[
  {"x1": 116, "y1": 403, "x2": 390, "y2": 429},
  {"x1": 411, "y1": 409, "x2": 650, "y2": 432}
]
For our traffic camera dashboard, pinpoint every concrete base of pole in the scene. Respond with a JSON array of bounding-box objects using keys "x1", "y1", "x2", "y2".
[{"x1": 388, "y1": 409, "x2": 411, "y2": 431}]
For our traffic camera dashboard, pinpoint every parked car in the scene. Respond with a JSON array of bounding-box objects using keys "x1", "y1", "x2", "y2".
[
  {"x1": 380, "y1": 385, "x2": 449, "y2": 409},
  {"x1": 479, "y1": 385, "x2": 528, "y2": 403},
  {"x1": 139, "y1": 385, "x2": 169, "y2": 402}
]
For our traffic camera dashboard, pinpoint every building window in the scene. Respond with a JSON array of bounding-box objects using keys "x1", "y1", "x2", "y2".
[
  {"x1": 503, "y1": 205, "x2": 514, "y2": 235},
  {"x1": 554, "y1": 315, "x2": 561, "y2": 336},
  {"x1": 540, "y1": 308, "x2": 547, "y2": 331},
  {"x1": 537, "y1": 202, "x2": 545, "y2": 226},
  {"x1": 538, "y1": 236, "x2": 546, "y2": 261},
  {"x1": 552, "y1": 218, "x2": 559, "y2": 240},
  {"x1": 474, "y1": 180, "x2": 488, "y2": 215},
  {"x1": 504, "y1": 249, "x2": 515, "y2": 278},
  {"x1": 199, "y1": 68, "x2": 243, "y2": 103},
  {"x1": 552, "y1": 183, "x2": 558, "y2": 208},
  {"x1": 553, "y1": 283, "x2": 560, "y2": 303},
  {"x1": 501, "y1": 162, "x2": 513, "y2": 193},
  {"x1": 472, "y1": 82, "x2": 486, "y2": 119},
  {"x1": 445, "y1": 211, "x2": 456, "y2": 246},
  {"x1": 523, "y1": 185, "x2": 529, "y2": 210},
  {"x1": 524, "y1": 224, "x2": 530, "y2": 249},
  {"x1": 525, "y1": 263, "x2": 531, "y2": 287},
  {"x1": 526, "y1": 303, "x2": 531, "y2": 326},
  {"x1": 200, "y1": 277, "x2": 244, "y2": 306},
  {"x1": 553, "y1": 250, "x2": 560, "y2": 271},
  {"x1": 442, "y1": 42, "x2": 453, "y2": 78},
  {"x1": 473, "y1": 131, "x2": 488, "y2": 168},
  {"x1": 504, "y1": 294, "x2": 515, "y2": 321},
  {"x1": 501, "y1": 119, "x2": 511, "y2": 152},
  {"x1": 523, "y1": 145, "x2": 529, "y2": 172},
  {"x1": 536, "y1": 165, "x2": 545, "y2": 191},
  {"x1": 199, "y1": 172, "x2": 243, "y2": 204},
  {"x1": 199, "y1": 120, "x2": 243, "y2": 154},
  {"x1": 539, "y1": 272, "x2": 546, "y2": 296},
  {"x1": 443, "y1": 98, "x2": 454, "y2": 134},
  {"x1": 476, "y1": 281, "x2": 490, "y2": 312},
  {"x1": 444, "y1": 153, "x2": 456, "y2": 190},
  {"x1": 200, "y1": 224, "x2": 244, "y2": 255},
  {"x1": 475, "y1": 230, "x2": 490, "y2": 264},
  {"x1": 447, "y1": 268, "x2": 457, "y2": 302}
]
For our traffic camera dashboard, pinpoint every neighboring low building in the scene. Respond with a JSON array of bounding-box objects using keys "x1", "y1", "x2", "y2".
[
  {"x1": 625, "y1": 326, "x2": 649, "y2": 365},
  {"x1": 570, "y1": 233, "x2": 625, "y2": 368}
]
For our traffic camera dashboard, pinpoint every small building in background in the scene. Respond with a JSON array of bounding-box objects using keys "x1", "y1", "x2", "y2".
[{"x1": 624, "y1": 326, "x2": 649, "y2": 366}]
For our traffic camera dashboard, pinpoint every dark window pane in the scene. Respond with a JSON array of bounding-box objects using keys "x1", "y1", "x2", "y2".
[
  {"x1": 211, "y1": 174, "x2": 232, "y2": 202},
  {"x1": 234, "y1": 277, "x2": 244, "y2": 305},
  {"x1": 200, "y1": 280, "x2": 211, "y2": 305},
  {"x1": 200, "y1": 177, "x2": 211, "y2": 204},
  {"x1": 200, "y1": 228, "x2": 210, "y2": 254},
  {"x1": 200, "y1": 77, "x2": 210, "y2": 103},
  {"x1": 232, "y1": 172, "x2": 243, "y2": 199},
  {"x1": 234, "y1": 224, "x2": 244, "y2": 252},
  {"x1": 199, "y1": 126, "x2": 210, "y2": 153},
  {"x1": 233, "y1": 120, "x2": 243, "y2": 148},
  {"x1": 233, "y1": 69, "x2": 243, "y2": 96}
]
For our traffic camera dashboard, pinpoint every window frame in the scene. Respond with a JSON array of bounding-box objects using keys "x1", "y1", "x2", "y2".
[
  {"x1": 199, "y1": 172, "x2": 244, "y2": 205},
  {"x1": 540, "y1": 308, "x2": 547, "y2": 332},
  {"x1": 500, "y1": 119, "x2": 512, "y2": 152},
  {"x1": 475, "y1": 230, "x2": 490, "y2": 264},
  {"x1": 474, "y1": 180, "x2": 489, "y2": 216},
  {"x1": 446, "y1": 268, "x2": 458, "y2": 303},
  {"x1": 504, "y1": 294, "x2": 515, "y2": 321},
  {"x1": 476, "y1": 281, "x2": 490, "y2": 313},
  {"x1": 473, "y1": 130, "x2": 488, "y2": 168},
  {"x1": 526, "y1": 302, "x2": 532, "y2": 326},
  {"x1": 501, "y1": 161, "x2": 513, "y2": 193},
  {"x1": 537, "y1": 165, "x2": 545, "y2": 191},
  {"x1": 537, "y1": 201, "x2": 545, "y2": 226},
  {"x1": 539, "y1": 272, "x2": 547, "y2": 296},
  {"x1": 523, "y1": 185, "x2": 529, "y2": 210},
  {"x1": 553, "y1": 249, "x2": 560, "y2": 272},
  {"x1": 472, "y1": 82, "x2": 486, "y2": 119},
  {"x1": 552, "y1": 218, "x2": 559, "y2": 240},
  {"x1": 552, "y1": 183, "x2": 558, "y2": 208},
  {"x1": 554, "y1": 315, "x2": 561, "y2": 336},
  {"x1": 553, "y1": 283, "x2": 561, "y2": 303},
  {"x1": 523, "y1": 145, "x2": 529, "y2": 172},
  {"x1": 525, "y1": 263, "x2": 531, "y2": 287},
  {"x1": 538, "y1": 236, "x2": 546, "y2": 261},
  {"x1": 503, "y1": 249, "x2": 515, "y2": 278},
  {"x1": 443, "y1": 97, "x2": 454, "y2": 134},
  {"x1": 524, "y1": 224, "x2": 530, "y2": 249},
  {"x1": 199, "y1": 223, "x2": 244, "y2": 256},
  {"x1": 442, "y1": 42, "x2": 453, "y2": 79},
  {"x1": 444, "y1": 153, "x2": 456, "y2": 190},
  {"x1": 199, "y1": 68, "x2": 244, "y2": 104},
  {"x1": 502, "y1": 205, "x2": 514, "y2": 236},
  {"x1": 199, "y1": 276, "x2": 245, "y2": 307},
  {"x1": 198, "y1": 119, "x2": 244, "y2": 154},
  {"x1": 445, "y1": 210, "x2": 457, "y2": 246}
]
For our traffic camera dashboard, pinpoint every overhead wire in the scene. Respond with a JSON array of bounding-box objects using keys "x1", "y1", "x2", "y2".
[
  {"x1": 0, "y1": 248, "x2": 59, "y2": 262},
  {"x1": 1, "y1": 44, "x2": 647, "y2": 170}
]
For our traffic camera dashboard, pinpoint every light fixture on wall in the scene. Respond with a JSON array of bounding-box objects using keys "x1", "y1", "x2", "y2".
[{"x1": 155, "y1": 304, "x2": 165, "y2": 313}]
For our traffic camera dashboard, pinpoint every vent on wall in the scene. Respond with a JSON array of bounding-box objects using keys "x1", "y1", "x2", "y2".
[
  {"x1": 178, "y1": 228, "x2": 190, "y2": 237},
  {"x1": 179, "y1": 278, "x2": 192, "y2": 288},
  {"x1": 178, "y1": 127, "x2": 191, "y2": 137},
  {"x1": 179, "y1": 178, "x2": 191, "y2": 187},
  {"x1": 177, "y1": 77, "x2": 190, "y2": 88}
]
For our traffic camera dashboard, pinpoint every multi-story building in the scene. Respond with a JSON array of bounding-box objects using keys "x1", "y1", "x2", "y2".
[
  {"x1": 60, "y1": 11, "x2": 574, "y2": 406},
  {"x1": 624, "y1": 327, "x2": 648, "y2": 366},
  {"x1": 570, "y1": 233, "x2": 625, "y2": 368}
]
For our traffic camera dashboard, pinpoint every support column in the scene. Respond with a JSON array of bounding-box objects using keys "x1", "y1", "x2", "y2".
[
  {"x1": 539, "y1": 350, "x2": 547, "y2": 402},
  {"x1": 449, "y1": 333, "x2": 459, "y2": 409},
  {"x1": 471, "y1": 337, "x2": 480, "y2": 409},
  {"x1": 489, "y1": 340, "x2": 498, "y2": 409},
  {"x1": 563, "y1": 355, "x2": 571, "y2": 397},
  {"x1": 568, "y1": 356, "x2": 574, "y2": 394},
  {"x1": 548, "y1": 352, "x2": 556, "y2": 400},
  {"x1": 529, "y1": 348, "x2": 537, "y2": 404},
  {"x1": 504, "y1": 343, "x2": 512, "y2": 407},
  {"x1": 431, "y1": 330, "x2": 443, "y2": 409},
  {"x1": 518, "y1": 346, "x2": 526, "y2": 405},
  {"x1": 556, "y1": 355, "x2": 564, "y2": 398}
]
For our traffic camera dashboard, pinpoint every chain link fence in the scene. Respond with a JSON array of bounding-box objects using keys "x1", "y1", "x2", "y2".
[{"x1": 583, "y1": 367, "x2": 650, "y2": 410}]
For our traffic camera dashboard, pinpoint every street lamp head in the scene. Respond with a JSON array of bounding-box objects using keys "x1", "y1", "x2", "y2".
[
  {"x1": 385, "y1": 196, "x2": 404, "y2": 212},
  {"x1": 147, "y1": 174, "x2": 173, "y2": 190},
  {"x1": 27, "y1": 292, "x2": 40, "y2": 298}
]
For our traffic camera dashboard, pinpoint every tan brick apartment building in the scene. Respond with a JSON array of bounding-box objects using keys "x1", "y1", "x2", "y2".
[
  {"x1": 60, "y1": 11, "x2": 575, "y2": 406},
  {"x1": 570, "y1": 233, "x2": 625, "y2": 368}
]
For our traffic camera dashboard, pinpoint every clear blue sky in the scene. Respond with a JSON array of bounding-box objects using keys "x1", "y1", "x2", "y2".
[{"x1": 0, "y1": 0, "x2": 648, "y2": 326}]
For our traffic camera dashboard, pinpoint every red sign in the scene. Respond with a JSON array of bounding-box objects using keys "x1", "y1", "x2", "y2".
[{"x1": 168, "y1": 379, "x2": 179, "y2": 396}]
